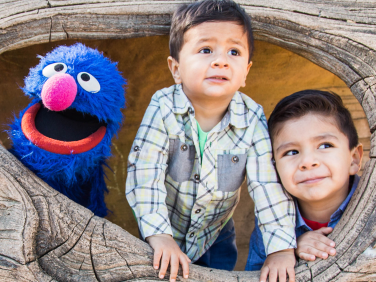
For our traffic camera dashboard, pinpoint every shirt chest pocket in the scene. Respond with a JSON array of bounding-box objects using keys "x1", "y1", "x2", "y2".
[
  {"x1": 168, "y1": 139, "x2": 196, "y2": 183},
  {"x1": 217, "y1": 153, "x2": 247, "y2": 192}
]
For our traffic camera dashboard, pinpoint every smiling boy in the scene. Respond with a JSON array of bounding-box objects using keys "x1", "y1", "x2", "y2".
[
  {"x1": 126, "y1": 1, "x2": 296, "y2": 282},
  {"x1": 246, "y1": 90, "x2": 363, "y2": 269}
]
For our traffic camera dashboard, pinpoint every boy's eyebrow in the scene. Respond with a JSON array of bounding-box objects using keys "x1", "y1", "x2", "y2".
[
  {"x1": 275, "y1": 142, "x2": 297, "y2": 154},
  {"x1": 312, "y1": 133, "x2": 339, "y2": 142},
  {"x1": 275, "y1": 134, "x2": 340, "y2": 154},
  {"x1": 227, "y1": 38, "x2": 247, "y2": 49},
  {"x1": 196, "y1": 38, "x2": 214, "y2": 45},
  {"x1": 195, "y1": 38, "x2": 247, "y2": 49}
]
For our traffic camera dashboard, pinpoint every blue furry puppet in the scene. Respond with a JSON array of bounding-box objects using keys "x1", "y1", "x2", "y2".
[{"x1": 8, "y1": 43, "x2": 126, "y2": 217}]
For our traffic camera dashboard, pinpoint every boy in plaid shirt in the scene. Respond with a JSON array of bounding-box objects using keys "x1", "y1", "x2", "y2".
[{"x1": 126, "y1": 1, "x2": 296, "y2": 281}]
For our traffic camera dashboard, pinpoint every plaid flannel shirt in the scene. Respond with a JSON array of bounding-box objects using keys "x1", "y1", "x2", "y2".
[{"x1": 126, "y1": 84, "x2": 296, "y2": 261}]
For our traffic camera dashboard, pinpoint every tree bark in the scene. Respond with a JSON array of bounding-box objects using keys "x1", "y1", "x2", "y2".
[{"x1": 1, "y1": 1, "x2": 376, "y2": 281}]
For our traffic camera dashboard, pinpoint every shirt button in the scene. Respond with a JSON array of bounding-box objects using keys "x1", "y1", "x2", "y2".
[
  {"x1": 134, "y1": 145, "x2": 140, "y2": 151},
  {"x1": 188, "y1": 107, "x2": 194, "y2": 114},
  {"x1": 189, "y1": 233, "x2": 194, "y2": 238},
  {"x1": 195, "y1": 209, "x2": 201, "y2": 214},
  {"x1": 181, "y1": 144, "x2": 188, "y2": 151},
  {"x1": 232, "y1": 156, "x2": 239, "y2": 163},
  {"x1": 194, "y1": 174, "x2": 200, "y2": 181}
]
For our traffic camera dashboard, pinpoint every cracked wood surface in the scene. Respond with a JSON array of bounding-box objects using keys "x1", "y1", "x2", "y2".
[
  {"x1": 0, "y1": 145, "x2": 260, "y2": 281},
  {"x1": 1, "y1": 0, "x2": 376, "y2": 281}
]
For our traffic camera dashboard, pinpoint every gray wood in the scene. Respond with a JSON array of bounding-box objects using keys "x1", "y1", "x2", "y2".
[{"x1": 1, "y1": 0, "x2": 376, "y2": 281}]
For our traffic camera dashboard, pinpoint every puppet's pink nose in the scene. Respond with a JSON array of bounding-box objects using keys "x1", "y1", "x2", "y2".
[{"x1": 41, "y1": 73, "x2": 77, "y2": 111}]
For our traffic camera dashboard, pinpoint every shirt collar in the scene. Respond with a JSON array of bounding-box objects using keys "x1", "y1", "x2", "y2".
[
  {"x1": 171, "y1": 84, "x2": 194, "y2": 115},
  {"x1": 295, "y1": 202, "x2": 308, "y2": 230},
  {"x1": 295, "y1": 174, "x2": 360, "y2": 229},
  {"x1": 336, "y1": 174, "x2": 359, "y2": 213},
  {"x1": 227, "y1": 91, "x2": 254, "y2": 129},
  {"x1": 171, "y1": 84, "x2": 255, "y2": 129}
]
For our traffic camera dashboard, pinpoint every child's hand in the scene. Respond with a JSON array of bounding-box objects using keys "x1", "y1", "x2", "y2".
[
  {"x1": 260, "y1": 248, "x2": 295, "y2": 282},
  {"x1": 260, "y1": 249, "x2": 296, "y2": 282},
  {"x1": 146, "y1": 234, "x2": 191, "y2": 282},
  {"x1": 295, "y1": 227, "x2": 336, "y2": 261}
]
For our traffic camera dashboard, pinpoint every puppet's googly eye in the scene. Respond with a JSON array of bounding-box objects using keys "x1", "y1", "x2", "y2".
[
  {"x1": 77, "y1": 72, "x2": 100, "y2": 93},
  {"x1": 42, "y1": 63, "x2": 68, "y2": 77}
]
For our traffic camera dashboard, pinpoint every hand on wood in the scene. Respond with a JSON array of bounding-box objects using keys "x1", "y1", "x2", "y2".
[
  {"x1": 146, "y1": 233, "x2": 191, "y2": 282},
  {"x1": 295, "y1": 227, "x2": 336, "y2": 261},
  {"x1": 260, "y1": 248, "x2": 295, "y2": 282}
]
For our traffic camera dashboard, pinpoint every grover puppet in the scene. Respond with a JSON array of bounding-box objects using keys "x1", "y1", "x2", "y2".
[{"x1": 8, "y1": 43, "x2": 125, "y2": 217}]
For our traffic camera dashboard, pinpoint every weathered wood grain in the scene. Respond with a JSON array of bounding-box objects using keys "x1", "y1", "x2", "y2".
[
  {"x1": 0, "y1": 1, "x2": 376, "y2": 281},
  {"x1": 0, "y1": 144, "x2": 257, "y2": 281}
]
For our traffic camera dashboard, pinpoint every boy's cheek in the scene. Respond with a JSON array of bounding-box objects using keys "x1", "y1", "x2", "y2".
[
  {"x1": 275, "y1": 162, "x2": 289, "y2": 180},
  {"x1": 276, "y1": 163, "x2": 296, "y2": 192}
]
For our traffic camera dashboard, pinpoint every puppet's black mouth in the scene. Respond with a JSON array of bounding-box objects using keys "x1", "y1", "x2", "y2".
[{"x1": 35, "y1": 103, "x2": 107, "y2": 142}]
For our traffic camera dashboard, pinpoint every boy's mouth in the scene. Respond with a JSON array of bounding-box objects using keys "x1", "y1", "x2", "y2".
[
  {"x1": 207, "y1": 76, "x2": 229, "y2": 81},
  {"x1": 298, "y1": 176, "x2": 327, "y2": 184}
]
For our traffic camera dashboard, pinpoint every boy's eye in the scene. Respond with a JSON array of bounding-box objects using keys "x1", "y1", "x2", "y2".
[
  {"x1": 228, "y1": 49, "x2": 239, "y2": 56},
  {"x1": 318, "y1": 143, "x2": 332, "y2": 149},
  {"x1": 284, "y1": 150, "x2": 298, "y2": 156},
  {"x1": 199, "y1": 48, "x2": 212, "y2": 54}
]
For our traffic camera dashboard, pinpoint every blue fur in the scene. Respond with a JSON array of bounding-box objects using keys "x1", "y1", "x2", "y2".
[{"x1": 8, "y1": 43, "x2": 126, "y2": 217}]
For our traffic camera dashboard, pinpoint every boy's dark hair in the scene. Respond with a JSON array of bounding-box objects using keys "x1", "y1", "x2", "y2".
[
  {"x1": 268, "y1": 90, "x2": 359, "y2": 149},
  {"x1": 169, "y1": 0, "x2": 254, "y2": 63}
]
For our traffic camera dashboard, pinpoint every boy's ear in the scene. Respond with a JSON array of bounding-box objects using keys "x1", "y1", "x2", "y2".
[
  {"x1": 247, "y1": 61, "x2": 253, "y2": 72},
  {"x1": 349, "y1": 143, "x2": 364, "y2": 175},
  {"x1": 241, "y1": 61, "x2": 253, "y2": 88},
  {"x1": 167, "y1": 56, "x2": 182, "y2": 84}
]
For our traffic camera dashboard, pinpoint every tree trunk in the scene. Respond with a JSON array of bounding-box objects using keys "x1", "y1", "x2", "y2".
[{"x1": 1, "y1": 1, "x2": 376, "y2": 281}]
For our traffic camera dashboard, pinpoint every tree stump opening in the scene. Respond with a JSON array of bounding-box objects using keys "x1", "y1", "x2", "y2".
[{"x1": 0, "y1": 1, "x2": 376, "y2": 281}]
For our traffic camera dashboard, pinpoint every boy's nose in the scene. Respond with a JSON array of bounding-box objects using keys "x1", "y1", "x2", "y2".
[
  {"x1": 299, "y1": 155, "x2": 320, "y2": 170},
  {"x1": 211, "y1": 54, "x2": 229, "y2": 68}
]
